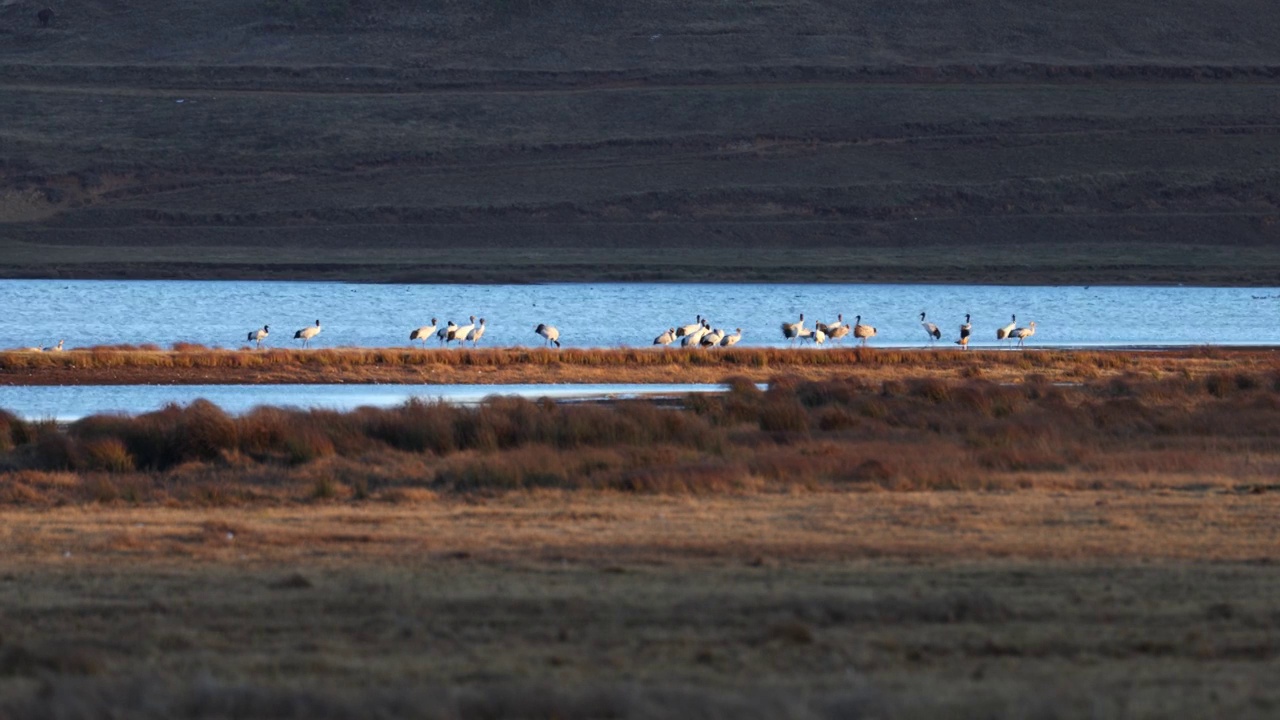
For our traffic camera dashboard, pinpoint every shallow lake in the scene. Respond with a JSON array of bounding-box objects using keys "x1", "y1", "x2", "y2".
[
  {"x1": 0, "y1": 383, "x2": 727, "y2": 421},
  {"x1": 2, "y1": 280, "x2": 1277, "y2": 351}
]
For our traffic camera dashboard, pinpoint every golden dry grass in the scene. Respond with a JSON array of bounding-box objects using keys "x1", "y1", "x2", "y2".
[{"x1": 2, "y1": 345, "x2": 1277, "y2": 386}]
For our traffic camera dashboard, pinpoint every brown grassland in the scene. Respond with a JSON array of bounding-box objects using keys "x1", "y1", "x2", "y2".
[
  {"x1": 2, "y1": 345, "x2": 1278, "y2": 386},
  {"x1": 2, "y1": 368, "x2": 1280, "y2": 716}
]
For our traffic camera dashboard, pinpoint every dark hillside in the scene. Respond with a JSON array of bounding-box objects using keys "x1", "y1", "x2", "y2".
[{"x1": 1, "y1": 0, "x2": 1278, "y2": 283}]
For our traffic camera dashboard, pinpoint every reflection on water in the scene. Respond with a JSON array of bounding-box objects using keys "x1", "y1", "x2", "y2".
[
  {"x1": 1, "y1": 280, "x2": 1277, "y2": 350},
  {"x1": 0, "y1": 383, "x2": 728, "y2": 421}
]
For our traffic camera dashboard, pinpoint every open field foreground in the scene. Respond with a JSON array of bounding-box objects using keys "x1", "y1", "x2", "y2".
[
  {"x1": 0, "y1": 496, "x2": 1279, "y2": 719},
  {"x1": 2, "y1": 0, "x2": 1280, "y2": 283},
  {"x1": 2, "y1": 346, "x2": 1279, "y2": 386},
  {"x1": 2, "y1": 371, "x2": 1280, "y2": 716}
]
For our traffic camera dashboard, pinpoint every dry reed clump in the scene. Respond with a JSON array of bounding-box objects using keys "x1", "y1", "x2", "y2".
[
  {"x1": 4, "y1": 370, "x2": 1280, "y2": 502},
  {"x1": 0, "y1": 408, "x2": 30, "y2": 453},
  {"x1": 3, "y1": 345, "x2": 1253, "y2": 376}
]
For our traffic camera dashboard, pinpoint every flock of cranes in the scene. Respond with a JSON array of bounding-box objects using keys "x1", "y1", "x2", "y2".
[
  {"x1": 652, "y1": 316, "x2": 742, "y2": 348},
  {"x1": 405, "y1": 317, "x2": 489, "y2": 348},
  {"x1": 650, "y1": 310, "x2": 1035, "y2": 350},
  {"x1": 18, "y1": 339, "x2": 64, "y2": 353},
  {"x1": 774, "y1": 311, "x2": 1035, "y2": 349},
  {"x1": 11, "y1": 313, "x2": 1039, "y2": 353},
  {"x1": 245, "y1": 320, "x2": 323, "y2": 349}
]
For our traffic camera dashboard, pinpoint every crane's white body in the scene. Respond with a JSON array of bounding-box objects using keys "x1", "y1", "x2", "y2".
[
  {"x1": 816, "y1": 314, "x2": 844, "y2": 334},
  {"x1": 535, "y1": 323, "x2": 561, "y2": 348},
  {"x1": 1011, "y1": 321, "x2": 1037, "y2": 348},
  {"x1": 675, "y1": 316, "x2": 703, "y2": 338},
  {"x1": 294, "y1": 320, "x2": 322, "y2": 348},
  {"x1": 247, "y1": 326, "x2": 269, "y2": 349},
  {"x1": 410, "y1": 319, "x2": 438, "y2": 346},
  {"x1": 920, "y1": 312, "x2": 941, "y2": 344},
  {"x1": 997, "y1": 315, "x2": 1017, "y2": 346},
  {"x1": 466, "y1": 319, "x2": 486, "y2": 346},
  {"x1": 956, "y1": 314, "x2": 972, "y2": 349},
  {"x1": 451, "y1": 316, "x2": 476, "y2": 345},
  {"x1": 781, "y1": 313, "x2": 805, "y2": 344},
  {"x1": 437, "y1": 321, "x2": 456, "y2": 345},
  {"x1": 853, "y1": 315, "x2": 877, "y2": 346}
]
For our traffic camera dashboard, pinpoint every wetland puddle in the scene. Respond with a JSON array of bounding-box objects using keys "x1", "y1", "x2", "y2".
[{"x1": 0, "y1": 383, "x2": 729, "y2": 421}]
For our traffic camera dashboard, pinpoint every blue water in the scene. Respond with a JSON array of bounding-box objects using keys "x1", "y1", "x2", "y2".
[
  {"x1": 0, "y1": 383, "x2": 728, "y2": 421},
  {"x1": 2, "y1": 280, "x2": 1277, "y2": 350}
]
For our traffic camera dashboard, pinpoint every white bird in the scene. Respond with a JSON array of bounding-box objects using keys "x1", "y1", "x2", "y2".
[
  {"x1": 451, "y1": 316, "x2": 476, "y2": 345},
  {"x1": 853, "y1": 315, "x2": 877, "y2": 347},
  {"x1": 996, "y1": 314, "x2": 1017, "y2": 348},
  {"x1": 810, "y1": 327, "x2": 827, "y2": 345},
  {"x1": 654, "y1": 328, "x2": 676, "y2": 347},
  {"x1": 247, "y1": 326, "x2": 269, "y2": 349},
  {"x1": 535, "y1": 323, "x2": 561, "y2": 348},
  {"x1": 781, "y1": 313, "x2": 806, "y2": 344},
  {"x1": 956, "y1": 314, "x2": 971, "y2": 350},
  {"x1": 43, "y1": 339, "x2": 65, "y2": 352},
  {"x1": 1011, "y1": 321, "x2": 1037, "y2": 348},
  {"x1": 410, "y1": 318, "x2": 438, "y2": 346},
  {"x1": 675, "y1": 315, "x2": 703, "y2": 338},
  {"x1": 682, "y1": 321, "x2": 710, "y2": 348},
  {"x1": 920, "y1": 312, "x2": 941, "y2": 345},
  {"x1": 436, "y1": 321, "x2": 457, "y2": 345},
  {"x1": 816, "y1": 313, "x2": 844, "y2": 334},
  {"x1": 720, "y1": 328, "x2": 742, "y2": 347},
  {"x1": 294, "y1": 320, "x2": 322, "y2": 348},
  {"x1": 701, "y1": 328, "x2": 725, "y2": 347},
  {"x1": 465, "y1": 318, "x2": 486, "y2": 346}
]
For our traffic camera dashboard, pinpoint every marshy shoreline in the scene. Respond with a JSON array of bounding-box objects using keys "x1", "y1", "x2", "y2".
[
  {"x1": 2, "y1": 345, "x2": 1277, "y2": 386},
  {"x1": 4, "y1": 351, "x2": 1280, "y2": 717}
]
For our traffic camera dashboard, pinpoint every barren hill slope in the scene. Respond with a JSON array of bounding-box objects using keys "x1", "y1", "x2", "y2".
[{"x1": 1, "y1": 0, "x2": 1278, "y2": 283}]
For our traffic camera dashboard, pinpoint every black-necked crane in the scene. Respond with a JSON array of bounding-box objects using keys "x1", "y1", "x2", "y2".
[
  {"x1": 654, "y1": 328, "x2": 676, "y2": 347},
  {"x1": 701, "y1": 327, "x2": 725, "y2": 347},
  {"x1": 996, "y1": 314, "x2": 1017, "y2": 348},
  {"x1": 466, "y1": 318, "x2": 486, "y2": 346},
  {"x1": 19, "y1": 344, "x2": 43, "y2": 352},
  {"x1": 682, "y1": 320, "x2": 710, "y2": 348},
  {"x1": 920, "y1": 312, "x2": 941, "y2": 345},
  {"x1": 451, "y1": 316, "x2": 476, "y2": 345},
  {"x1": 247, "y1": 326, "x2": 269, "y2": 349},
  {"x1": 720, "y1": 328, "x2": 742, "y2": 347},
  {"x1": 43, "y1": 339, "x2": 65, "y2": 352},
  {"x1": 853, "y1": 315, "x2": 877, "y2": 347},
  {"x1": 294, "y1": 320, "x2": 322, "y2": 348},
  {"x1": 1011, "y1": 321, "x2": 1037, "y2": 348},
  {"x1": 828, "y1": 324, "x2": 852, "y2": 344},
  {"x1": 816, "y1": 313, "x2": 844, "y2": 334},
  {"x1": 810, "y1": 327, "x2": 827, "y2": 345},
  {"x1": 410, "y1": 318, "x2": 438, "y2": 347},
  {"x1": 956, "y1": 314, "x2": 971, "y2": 350},
  {"x1": 675, "y1": 315, "x2": 703, "y2": 338},
  {"x1": 436, "y1": 321, "x2": 457, "y2": 346},
  {"x1": 781, "y1": 313, "x2": 805, "y2": 345},
  {"x1": 535, "y1": 323, "x2": 561, "y2": 348}
]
